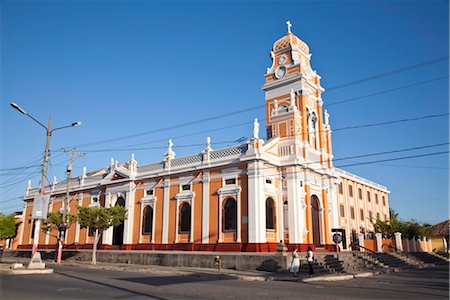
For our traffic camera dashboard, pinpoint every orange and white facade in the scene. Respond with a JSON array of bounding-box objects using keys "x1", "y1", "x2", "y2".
[{"x1": 18, "y1": 23, "x2": 389, "y2": 252}]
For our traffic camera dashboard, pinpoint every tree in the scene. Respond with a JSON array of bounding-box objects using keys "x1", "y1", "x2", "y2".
[
  {"x1": 0, "y1": 213, "x2": 19, "y2": 241},
  {"x1": 42, "y1": 212, "x2": 77, "y2": 260},
  {"x1": 42, "y1": 212, "x2": 77, "y2": 237},
  {"x1": 371, "y1": 208, "x2": 432, "y2": 240},
  {"x1": 77, "y1": 206, "x2": 127, "y2": 264}
]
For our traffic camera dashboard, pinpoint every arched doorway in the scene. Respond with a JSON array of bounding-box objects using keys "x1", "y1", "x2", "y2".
[
  {"x1": 112, "y1": 196, "x2": 125, "y2": 246},
  {"x1": 311, "y1": 195, "x2": 321, "y2": 247}
]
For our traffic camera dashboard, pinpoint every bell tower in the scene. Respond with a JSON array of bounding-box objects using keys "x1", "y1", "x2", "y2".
[{"x1": 262, "y1": 21, "x2": 332, "y2": 168}]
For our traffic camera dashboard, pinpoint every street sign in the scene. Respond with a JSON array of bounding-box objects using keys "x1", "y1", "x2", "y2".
[
  {"x1": 333, "y1": 233, "x2": 342, "y2": 244},
  {"x1": 31, "y1": 193, "x2": 50, "y2": 219}
]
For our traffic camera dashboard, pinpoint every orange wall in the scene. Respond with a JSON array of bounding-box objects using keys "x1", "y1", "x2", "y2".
[
  {"x1": 154, "y1": 186, "x2": 164, "y2": 244},
  {"x1": 193, "y1": 180, "x2": 203, "y2": 243}
]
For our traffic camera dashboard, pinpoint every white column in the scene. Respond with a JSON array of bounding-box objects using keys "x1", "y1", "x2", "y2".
[
  {"x1": 286, "y1": 167, "x2": 302, "y2": 243},
  {"x1": 422, "y1": 237, "x2": 427, "y2": 252},
  {"x1": 103, "y1": 193, "x2": 114, "y2": 245},
  {"x1": 175, "y1": 201, "x2": 179, "y2": 243},
  {"x1": 218, "y1": 195, "x2": 223, "y2": 243},
  {"x1": 162, "y1": 178, "x2": 170, "y2": 244},
  {"x1": 19, "y1": 202, "x2": 26, "y2": 245},
  {"x1": 277, "y1": 175, "x2": 284, "y2": 243},
  {"x1": 138, "y1": 204, "x2": 144, "y2": 243},
  {"x1": 75, "y1": 193, "x2": 82, "y2": 244},
  {"x1": 405, "y1": 238, "x2": 410, "y2": 252},
  {"x1": 151, "y1": 203, "x2": 156, "y2": 244},
  {"x1": 237, "y1": 189, "x2": 241, "y2": 243},
  {"x1": 358, "y1": 233, "x2": 365, "y2": 252},
  {"x1": 427, "y1": 238, "x2": 432, "y2": 253},
  {"x1": 45, "y1": 200, "x2": 53, "y2": 245},
  {"x1": 201, "y1": 172, "x2": 210, "y2": 244},
  {"x1": 442, "y1": 237, "x2": 447, "y2": 253},
  {"x1": 190, "y1": 196, "x2": 195, "y2": 243},
  {"x1": 247, "y1": 161, "x2": 265, "y2": 243},
  {"x1": 330, "y1": 183, "x2": 339, "y2": 229},
  {"x1": 123, "y1": 183, "x2": 135, "y2": 245},
  {"x1": 394, "y1": 232, "x2": 403, "y2": 252},
  {"x1": 413, "y1": 238, "x2": 417, "y2": 252},
  {"x1": 375, "y1": 233, "x2": 383, "y2": 253}
]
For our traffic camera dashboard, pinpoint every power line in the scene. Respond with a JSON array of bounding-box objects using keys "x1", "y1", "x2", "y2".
[
  {"x1": 336, "y1": 151, "x2": 449, "y2": 168},
  {"x1": 332, "y1": 142, "x2": 449, "y2": 163},
  {"x1": 326, "y1": 56, "x2": 449, "y2": 92},
  {"x1": 327, "y1": 76, "x2": 448, "y2": 107},
  {"x1": 333, "y1": 113, "x2": 449, "y2": 132},
  {"x1": 374, "y1": 163, "x2": 448, "y2": 170},
  {"x1": 67, "y1": 113, "x2": 448, "y2": 154}
]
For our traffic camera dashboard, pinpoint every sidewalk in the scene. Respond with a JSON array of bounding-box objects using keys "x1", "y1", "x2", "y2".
[{"x1": 1, "y1": 257, "x2": 375, "y2": 282}]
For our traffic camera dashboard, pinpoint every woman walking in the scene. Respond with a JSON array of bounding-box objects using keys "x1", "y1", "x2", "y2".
[
  {"x1": 306, "y1": 246, "x2": 314, "y2": 277},
  {"x1": 290, "y1": 247, "x2": 300, "y2": 276}
]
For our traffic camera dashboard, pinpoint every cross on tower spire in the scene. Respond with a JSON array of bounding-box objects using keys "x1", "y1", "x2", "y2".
[{"x1": 286, "y1": 20, "x2": 292, "y2": 33}]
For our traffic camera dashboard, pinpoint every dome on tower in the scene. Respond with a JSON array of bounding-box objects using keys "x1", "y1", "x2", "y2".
[
  {"x1": 272, "y1": 21, "x2": 310, "y2": 54},
  {"x1": 273, "y1": 32, "x2": 310, "y2": 54}
]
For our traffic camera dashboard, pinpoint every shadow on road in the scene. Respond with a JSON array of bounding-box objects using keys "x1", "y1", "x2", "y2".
[
  {"x1": 56, "y1": 271, "x2": 170, "y2": 300},
  {"x1": 117, "y1": 273, "x2": 235, "y2": 287}
]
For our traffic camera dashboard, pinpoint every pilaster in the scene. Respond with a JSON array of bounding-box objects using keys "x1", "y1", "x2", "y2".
[{"x1": 162, "y1": 178, "x2": 170, "y2": 244}]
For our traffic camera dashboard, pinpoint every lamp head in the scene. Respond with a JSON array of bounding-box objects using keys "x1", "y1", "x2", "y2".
[
  {"x1": 10, "y1": 102, "x2": 27, "y2": 115},
  {"x1": 71, "y1": 122, "x2": 82, "y2": 127}
]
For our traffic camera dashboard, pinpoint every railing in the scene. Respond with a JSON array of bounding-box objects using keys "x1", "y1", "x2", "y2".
[
  {"x1": 383, "y1": 243, "x2": 408, "y2": 257},
  {"x1": 350, "y1": 242, "x2": 378, "y2": 255}
]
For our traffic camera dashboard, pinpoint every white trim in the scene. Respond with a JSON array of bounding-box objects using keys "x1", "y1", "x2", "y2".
[
  {"x1": 202, "y1": 172, "x2": 210, "y2": 244},
  {"x1": 162, "y1": 178, "x2": 170, "y2": 244},
  {"x1": 174, "y1": 189, "x2": 195, "y2": 243}
]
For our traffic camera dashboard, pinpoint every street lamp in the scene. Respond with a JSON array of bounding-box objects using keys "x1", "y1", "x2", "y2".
[{"x1": 10, "y1": 102, "x2": 81, "y2": 256}]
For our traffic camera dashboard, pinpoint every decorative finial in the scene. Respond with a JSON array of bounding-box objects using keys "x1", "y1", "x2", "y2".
[
  {"x1": 131, "y1": 153, "x2": 135, "y2": 161},
  {"x1": 253, "y1": 118, "x2": 260, "y2": 139},
  {"x1": 110, "y1": 157, "x2": 114, "y2": 166},
  {"x1": 53, "y1": 176, "x2": 57, "y2": 185},
  {"x1": 286, "y1": 20, "x2": 292, "y2": 34},
  {"x1": 82, "y1": 166, "x2": 87, "y2": 176},
  {"x1": 206, "y1": 137, "x2": 211, "y2": 149}
]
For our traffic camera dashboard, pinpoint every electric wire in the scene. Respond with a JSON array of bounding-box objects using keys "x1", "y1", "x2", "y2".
[
  {"x1": 327, "y1": 76, "x2": 448, "y2": 107},
  {"x1": 326, "y1": 56, "x2": 449, "y2": 92}
]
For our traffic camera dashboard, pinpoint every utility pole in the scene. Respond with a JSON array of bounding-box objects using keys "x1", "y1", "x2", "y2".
[
  {"x1": 57, "y1": 148, "x2": 85, "y2": 264},
  {"x1": 10, "y1": 102, "x2": 81, "y2": 256}
]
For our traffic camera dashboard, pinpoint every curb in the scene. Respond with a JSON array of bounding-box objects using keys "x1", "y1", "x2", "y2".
[{"x1": 4, "y1": 268, "x2": 54, "y2": 275}]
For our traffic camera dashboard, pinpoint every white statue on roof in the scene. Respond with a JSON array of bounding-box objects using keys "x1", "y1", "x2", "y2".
[
  {"x1": 324, "y1": 109, "x2": 330, "y2": 126},
  {"x1": 290, "y1": 89, "x2": 297, "y2": 109},
  {"x1": 253, "y1": 118, "x2": 260, "y2": 139}
]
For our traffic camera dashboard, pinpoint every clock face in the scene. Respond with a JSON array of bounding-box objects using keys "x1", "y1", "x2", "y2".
[
  {"x1": 275, "y1": 66, "x2": 286, "y2": 79},
  {"x1": 278, "y1": 55, "x2": 287, "y2": 65}
]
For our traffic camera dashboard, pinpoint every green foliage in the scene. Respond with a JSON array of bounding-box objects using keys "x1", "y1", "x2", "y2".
[
  {"x1": 0, "y1": 213, "x2": 19, "y2": 240},
  {"x1": 371, "y1": 208, "x2": 432, "y2": 239},
  {"x1": 77, "y1": 206, "x2": 127, "y2": 232},
  {"x1": 77, "y1": 206, "x2": 127, "y2": 264},
  {"x1": 42, "y1": 212, "x2": 77, "y2": 233}
]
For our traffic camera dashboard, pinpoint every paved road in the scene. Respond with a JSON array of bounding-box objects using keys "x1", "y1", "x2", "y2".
[{"x1": 1, "y1": 264, "x2": 448, "y2": 299}]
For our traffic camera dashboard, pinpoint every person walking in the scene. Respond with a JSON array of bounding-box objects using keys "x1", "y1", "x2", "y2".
[
  {"x1": 290, "y1": 247, "x2": 300, "y2": 276},
  {"x1": 306, "y1": 246, "x2": 314, "y2": 277}
]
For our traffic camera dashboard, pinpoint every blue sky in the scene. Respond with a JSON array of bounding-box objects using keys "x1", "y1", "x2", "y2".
[{"x1": 1, "y1": 1, "x2": 448, "y2": 224}]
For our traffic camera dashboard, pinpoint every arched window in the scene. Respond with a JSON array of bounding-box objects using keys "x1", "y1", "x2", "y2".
[
  {"x1": 266, "y1": 198, "x2": 276, "y2": 230},
  {"x1": 142, "y1": 205, "x2": 153, "y2": 235},
  {"x1": 223, "y1": 198, "x2": 237, "y2": 231},
  {"x1": 179, "y1": 202, "x2": 191, "y2": 233}
]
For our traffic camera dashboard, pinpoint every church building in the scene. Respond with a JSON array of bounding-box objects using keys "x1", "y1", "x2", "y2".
[{"x1": 18, "y1": 23, "x2": 390, "y2": 252}]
